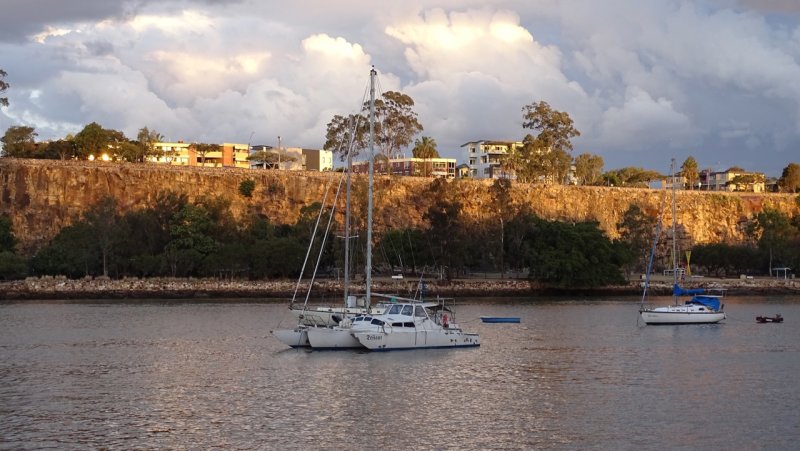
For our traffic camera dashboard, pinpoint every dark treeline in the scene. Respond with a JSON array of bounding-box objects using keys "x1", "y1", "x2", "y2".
[{"x1": 1, "y1": 181, "x2": 799, "y2": 287}]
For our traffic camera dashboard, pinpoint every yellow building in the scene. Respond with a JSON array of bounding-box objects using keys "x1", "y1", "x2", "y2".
[{"x1": 151, "y1": 142, "x2": 250, "y2": 169}]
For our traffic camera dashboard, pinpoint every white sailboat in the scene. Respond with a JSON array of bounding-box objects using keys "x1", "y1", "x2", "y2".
[
  {"x1": 305, "y1": 67, "x2": 480, "y2": 351},
  {"x1": 350, "y1": 298, "x2": 480, "y2": 351},
  {"x1": 639, "y1": 159, "x2": 726, "y2": 325},
  {"x1": 273, "y1": 67, "x2": 381, "y2": 349},
  {"x1": 306, "y1": 66, "x2": 381, "y2": 350}
]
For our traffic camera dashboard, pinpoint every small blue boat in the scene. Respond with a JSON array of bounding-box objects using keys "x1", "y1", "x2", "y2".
[{"x1": 480, "y1": 316, "x2": 521, "y2": 323}]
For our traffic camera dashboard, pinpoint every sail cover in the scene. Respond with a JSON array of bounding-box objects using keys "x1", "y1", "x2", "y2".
[
  {"x1": 673, "y1": 284, "x2": 705, "y2": 296},
  {"x1": 687, "y1": 295, "x2": 721, "y2": 311}
]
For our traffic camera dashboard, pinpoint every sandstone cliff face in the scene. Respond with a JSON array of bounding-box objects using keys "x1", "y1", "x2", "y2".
[{"x1": 1, "y1": 158, "x2": 798, "y2": 255}]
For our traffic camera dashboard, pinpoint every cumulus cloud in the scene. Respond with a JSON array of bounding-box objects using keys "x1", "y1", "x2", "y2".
[{"x1": 2, "y1": 0, "x2": 800, "y2": 175}]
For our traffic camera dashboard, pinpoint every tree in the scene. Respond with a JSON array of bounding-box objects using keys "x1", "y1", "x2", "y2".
[
  {"x1": 602, "y1": 167, "x2": 662, "y2": 187},
  {"x1": 728, "y1": 173, "x2": 765, "y2": 192},
  {"x1": 0, "y1": 215, "x2": 17, "y2": 252},
  {"x1": 323, "y1": 114, "x2": 366, "y2": 160},
  {"x1": 239, "y1": 179, "x2": 256, "y2": 198},
  {"x1": 73, "y1": 122, "x2": 108, "y2": 159},
  {"x1": 374, "y1": 91, "x2": 424, "y2": 160},
  {"x1": 778, "y1": 163, "x2": 800, "y2": 193},
  {"x1": 574, "y1": 153, "x2": 604, "y2": 185},
  {"x1": 617, "y1": 204, "x2": 658, "y2": 273},
  {"x1": 137, "y1": 127, "x2": 163, "y2": 163},
  {"x1": 412, "y1": 136, "x2": 439, "y2": 159},
  {"x1": 489, "y1": 178, "x2": 514, "y2": 277},
  {"x1": 681, "y1": 156, "x2": 699, "y2": 190},
  {"x1": 117, "y1": 141, "x2": 144, "y2": 162},
  {"x1": 193, "y1": 143, "x2": 219, "y2": 166},
  {"x1": 412, "y1": 136, "x2": 439, "y2": 177},
  {"x1": 0, "y1": 69, "x2": 8, "y2": 107},
  {"x1": 509, "y1": 101, "x2": 580, "y2": 184},
  {"x1": 1, "y1": 125, "x2": 37, "y2": 157},
  {"x1": 324, "y1": 91, "x2": 423, "y2": 161},
  {"x1": 82, "y1": 197, "x2": 122, "y2": 277},
  {"x1": 521, "y1": 101, "x2": 581, "y2": 154},
  {"x1": 43, "y1": 139, "x2": 76, "y2": 160},
  {"x1": 747, "y1": 208, "x2": 798, "y2": 275},
  {"x1": 508, "y1": 211, "x2": 629, "y2": 287},
  {"x1": 247, "y1": 149, "x2": 296, "y2": 169}
]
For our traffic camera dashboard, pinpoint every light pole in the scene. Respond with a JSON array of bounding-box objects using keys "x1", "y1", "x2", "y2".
[
  {"x1": 247, "y1": 131, "x2": 254, "y2": 169},
  {"x1": 277, "y1": 135, "x2": 282, "y2": 170}
]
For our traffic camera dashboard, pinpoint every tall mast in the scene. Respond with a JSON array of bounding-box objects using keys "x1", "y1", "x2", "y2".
[
  {"x1": 343, "y1": 120, "x2": 353, "y2": 304},
  {"x1": 671, "y1": 158, "x2": 678, "y2": 303},
  {"x1": 366, "y1": 67, "x2": 376, "y2": 307}
]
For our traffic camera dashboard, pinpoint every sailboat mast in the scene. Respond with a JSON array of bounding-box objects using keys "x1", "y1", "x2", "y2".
[
  {"x1": 343, "y1": 120, "x2": 353, "y2": 304},
  {"x1": 671, "y1": 157, "x2": 678, "y2": 304},
  {"x1": 366, "y1": 67, "x2": 376, "y2": 307}
]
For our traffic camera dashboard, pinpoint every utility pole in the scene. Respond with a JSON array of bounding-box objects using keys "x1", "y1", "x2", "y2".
[{"x1": 277, "y1": 135, "x2": 282, "y2": 170}]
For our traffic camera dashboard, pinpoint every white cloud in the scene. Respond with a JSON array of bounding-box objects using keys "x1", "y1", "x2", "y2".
[{"x1": 2, "y1": 0, "x2": 800, "y2": 175}]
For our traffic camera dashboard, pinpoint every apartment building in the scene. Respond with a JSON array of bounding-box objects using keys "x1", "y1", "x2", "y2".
[
  {"x1": 460, "y1": 140, "x2": 523, "y2": 179},
  {"x1": 352, "y1": 157, "x2": 457, "y2": 178},
  {"x1": 151, "y1": 142, "x2": 250, "y2": 169},
  {"x1": 700, "y1": 168, "x2": 766, "y2": 192}
]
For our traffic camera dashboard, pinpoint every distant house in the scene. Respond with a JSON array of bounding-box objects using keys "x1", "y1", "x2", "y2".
[
  {"x1": 302, "y1": 148, "x2": 333, "y2": 171},
  {"x1": 460, "y1": 140, "x2": 522, "y2": 179},
  {"x1": 701, "y1": 167, "x2": 766, "y2": 192},
  {"x1": 648, "y1": 175, "x2": 688, "y2": 190},
  {"x1": 352, "y1": 157, "x2": 456, "y2": 178}
]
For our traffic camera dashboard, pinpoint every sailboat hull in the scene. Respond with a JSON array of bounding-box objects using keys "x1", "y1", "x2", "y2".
[
  {"x1": 271, "y1": 327, "x2": 311, "y2": 348},
  {"x1": 307, "y1": 326, "x2": 364, "y2": 349},
  {"x1": 640, "y1": 309, "x2": 726, "y2": 325},
  {"x1": 354, "y1": 329, "x2": 481, "y2": 351}
]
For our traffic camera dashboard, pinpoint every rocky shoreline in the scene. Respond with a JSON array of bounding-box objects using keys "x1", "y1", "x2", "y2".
[{"x1": 0, "y1": 275, "x2": 798, "y2": 301}]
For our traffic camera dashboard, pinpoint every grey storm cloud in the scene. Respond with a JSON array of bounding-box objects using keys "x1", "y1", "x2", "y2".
[{"x1": 1, "y1": 0, "x2": 800, "y2": 176}]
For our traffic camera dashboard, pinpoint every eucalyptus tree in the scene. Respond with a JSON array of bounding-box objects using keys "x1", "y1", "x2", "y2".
[
  {"x1": 1, "y1": 125, "x2": 37, "y2": 157},
  {"x1": 324, "y1": 91, "x2": 423, "y2": 161},
  {"x1": 137, "y1": 127, "x2": 164, "y2": 162},
  {"x1": 574, "y1": 153, "x2": 604, "y2": 185},
  {"x1": 510, "y1": 101, "x2": 581, "y2": 184}
]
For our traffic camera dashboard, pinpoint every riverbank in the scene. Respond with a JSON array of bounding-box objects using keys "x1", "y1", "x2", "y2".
[{"x1": 1, "y1": 275, "x2": 798, "y2": 300}]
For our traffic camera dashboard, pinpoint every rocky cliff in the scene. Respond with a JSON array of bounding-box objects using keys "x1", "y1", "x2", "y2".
[{"x1": 1, "y1": 158, "x2": 798, "y2": 255}]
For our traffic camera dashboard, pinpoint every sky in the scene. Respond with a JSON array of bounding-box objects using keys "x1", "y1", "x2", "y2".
[{"x1": 2, "y1": 0, "x2": 800, "y2": 176}]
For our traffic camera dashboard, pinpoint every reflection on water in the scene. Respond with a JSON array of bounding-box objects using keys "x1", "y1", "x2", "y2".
[{"x1": 1, "y1": 297, "x2": 799, "y2": 449}]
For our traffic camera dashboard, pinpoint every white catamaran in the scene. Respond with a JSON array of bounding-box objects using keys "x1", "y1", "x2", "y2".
[
  {"x1": 276, "y1": 67, "x2": 480, "y2": 350},
  {"x1": 639, "y1": 159, "x2": 726, "y2": 325}
]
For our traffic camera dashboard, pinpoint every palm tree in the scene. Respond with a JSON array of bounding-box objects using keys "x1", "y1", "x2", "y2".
[{"x1": 412, "y1": 136, "x2": 439, "y2": 177}]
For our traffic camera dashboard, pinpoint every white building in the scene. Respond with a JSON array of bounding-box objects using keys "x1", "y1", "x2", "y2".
[{"x1": 460, "y1": 140, "x2": 523, "y2": 179}]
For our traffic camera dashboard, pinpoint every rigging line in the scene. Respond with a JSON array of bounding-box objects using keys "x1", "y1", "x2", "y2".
[
  {"x1": 290, "y1": 137, "x2": 348, "y2": 306},
  {"x1": 406, "y1": 228, "x2": 418, "y2": 274},
  {"x1": 304, "y1": 168, "x2": 347, "y2": 306},
  {"x1": 342, "y1": 112, "x2": 364, "y2": 303},
  {"x1": 640, "y1": 191, "x2": 668, "y2": 307}
]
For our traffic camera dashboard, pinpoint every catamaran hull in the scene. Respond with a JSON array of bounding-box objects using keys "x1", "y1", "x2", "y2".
[
  {"x1": 307, "y1": 326, "x2": 364, "y2": 349},
  {"x1": 290, "y1": 306, "x2": 385, "y2": 327},
  {"x1": 271, "y1": 327, "x2": 311, "y2": 348},
  {"x1": 354, "y1": 330, "x2": 480, "y2": 351},
  {"x1": 640, "y1": 311, "x2": 726, "y2": 325}
]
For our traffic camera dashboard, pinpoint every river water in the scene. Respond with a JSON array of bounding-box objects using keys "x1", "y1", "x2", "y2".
[{"x1": 1, "y1": 296, "x2": 798, "y2": 450}]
